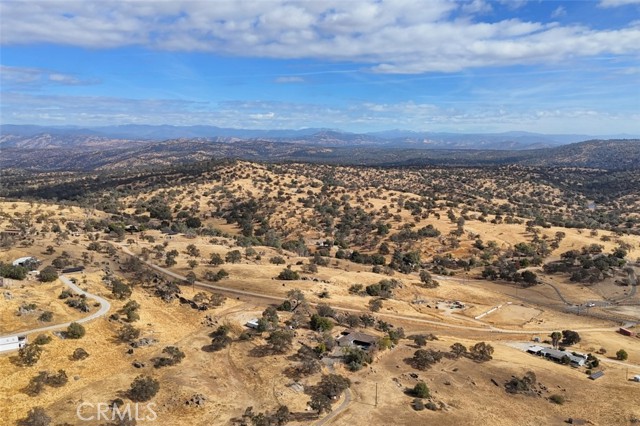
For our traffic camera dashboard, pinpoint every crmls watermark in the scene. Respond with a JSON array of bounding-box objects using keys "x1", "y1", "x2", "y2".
[{"x1": 77, "y1": 402, "x2": 157, "y2": 422}]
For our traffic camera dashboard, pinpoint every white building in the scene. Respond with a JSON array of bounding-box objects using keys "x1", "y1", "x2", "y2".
[
  {"x1": 12, "y1": 256, "x2": 36, "y2": 267},
  {"x1": 245, "y1": 319, "x2": 260, "y2": 329},
  {"x1": 0, "y1": 336, "x2": 27, "y2": 353}
]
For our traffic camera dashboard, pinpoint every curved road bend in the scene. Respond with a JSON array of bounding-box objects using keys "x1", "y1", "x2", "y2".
[
  {"x1": 115, "y1": 244, "x2": 619, "y2": 335},
  {"x1": 0, "y1": 275, "x2": 111, "y2": 341},
  {"x1": 313, "y1": 363, "x2": 352, "y2": 426}
]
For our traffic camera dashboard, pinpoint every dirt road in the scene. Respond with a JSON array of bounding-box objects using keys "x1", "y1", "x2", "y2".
[{"x1": 115, "y1": 243, "x2": 621, "y2": 335}]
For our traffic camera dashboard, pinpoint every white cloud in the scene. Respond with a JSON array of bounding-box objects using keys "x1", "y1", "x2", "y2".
[
  {"x1": 599, "y1": 0, "x2": 640, "y2": 7},
  {"x1": 274, "y1": 76, "x2": 305, "y2": 83},
  {"x1": 1, "y1": 1, "x2": 639, "y2": 73},
  {"x1": 497, "y1": 0, "x2": 528, "y2": 10},
  {"x1": 551, "y1": 6, "x2": 566, "y2": 18},
  {"x1": 0, "y1": 65, "x2": 98, "y2": 87},
  {"x1": 461, "y1": 0, "x2": 493, "y2": 15},
  {"x1": 2, "y1": 91, "x2": 638, "y2": 134}
]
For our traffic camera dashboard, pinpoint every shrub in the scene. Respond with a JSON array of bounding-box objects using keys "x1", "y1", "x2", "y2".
[
  {"x1": 561, "y1": 330, "x2": 581, "y2": 346},
  {"x1": 65, "y1": 322, "x2": 85, "y2": 339},
  {"x1": 310, "y1": 314, "x2": 333, "y2": 332},
  {"x1": 0, "y1": 263, "x2": 27, "y2": 280},
  {"x1": 270, "y1": 256, "x2": 286, "y2": 265},
  {"x1": 412, "y1": 398, "x2": 425, "y2": 411},
  {"x1": 33, "y1": 334, "x2": 52, "y2": 346},
  {"x1": 65, "y1": 298, "x2": 89, "y2": 312},
  {"x1": 410, "y1": 349, "x2": 443, "y2": 370},
  {"x1": 277, "y1": 268, "x2": 300, "y2": 280},
  {"x1": 208, "y1": 253, "x2": 224, "y2": 265},
  {"x1": 549, "y1": 394, "x2": 565, "y2": 405},
  {"x1": 225, "y1": 250, "x2": 242, "y2": 264},
  {"x1": 25, "y1": 370, "x2": 68, "y2": 396},
  {"x1": 425, "y1": 401, "x2": 438, "y2": 411},
  {"x1": 413, "y1": 382, "x2": 430, "y2": 398},
  {"x1": 38, "y1": 311, "x2": 53, "y2": 322},
  {"x1": 368, "y1": 298, "x2": 383, "y2": 312},
  {"x1": 38, "y1": 266, "x2": 58, "y2": 282},
  {"x1": 112, "y1": 279, "x2": 132, "y2": 300},
  {"x1": 18, "y1": 406, "x2": 51, "y2": 426},
  {"x1": 116, "y1": 324, "x2": 140, "y2": 343},
  {"x1": 153, "y1": 346, "x2": 185, "y2": 368},
  {"x1": 344, "y1": 347, "x2": 372, "y2": 371},
  {"x1": 128, "y1": 375, "x2": 160, "y2": 402},
  {"x1": 58, "y1": 290, "x2": 73, "y2": 299},
  {"x1": 267, "y1": 330, "x2": 294, "y2": 353},
  {"x1": 18, "y1": 344, "x2": 43, "y2": 366},
  {"x1": 616, "y1": 349, "x2": 628, "y2": 361},
  {"x1": 209, "y1": 334, "x2": 232, "y2": 351},
  {"x1": 72, "y1": 348, "x2": 89, "y2": 360},
  {"x1": 469, "y1": 342, "x2": 494, "y2": 362}
]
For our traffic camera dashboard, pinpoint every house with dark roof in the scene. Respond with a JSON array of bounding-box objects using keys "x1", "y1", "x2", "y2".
[{"x1": 336, "y1": 330, "x2": 378, "y2": 350}]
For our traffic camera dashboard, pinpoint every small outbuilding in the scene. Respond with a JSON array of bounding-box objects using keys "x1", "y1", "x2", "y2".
[
  {"x1": 245, "y1": 319, "x2": 260, "y2": 329},
  {"x1": 62, "y1": 266, "x2": 85, "y2": 274},
  {"x1": 588, "y1": 371, "x2": 604, "y2": 380},
  {"x1": 619, "y1": 327, "x2": 635, "y2": 337}
]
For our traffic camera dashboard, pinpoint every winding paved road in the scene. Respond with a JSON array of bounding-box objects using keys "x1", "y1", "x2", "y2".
[
  {"x1": 0, "y1": 275, "x2": 111, "y2": 341},
  {"x1": 313, "y1": 362, "x2": 353, "y2": 426}
]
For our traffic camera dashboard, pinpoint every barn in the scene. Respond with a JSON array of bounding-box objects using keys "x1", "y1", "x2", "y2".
[{"x1": 0, "y1": 336, "x2": 27, "y2": 353}]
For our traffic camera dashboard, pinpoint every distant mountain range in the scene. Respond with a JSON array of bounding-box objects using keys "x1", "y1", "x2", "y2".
[
  {"x1": 2, "y1": 124, "x2": 638, "y2": 151},
  {"x1": 1, "y1": 136, "x2": 639, "y2": 172}
]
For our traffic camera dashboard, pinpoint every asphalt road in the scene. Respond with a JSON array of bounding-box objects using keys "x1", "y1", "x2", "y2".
[{"x1": 0, "y1": 275, "x2": 111, "y2": 341}]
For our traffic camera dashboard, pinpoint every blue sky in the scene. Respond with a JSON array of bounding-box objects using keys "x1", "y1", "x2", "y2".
[{"x1": 1, "y1": 0, "x2": 639, "y2": 134}]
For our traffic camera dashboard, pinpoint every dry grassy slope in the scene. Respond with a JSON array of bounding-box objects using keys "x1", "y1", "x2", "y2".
[
  {"x1": 0, "y1": 278, "x2": 89, "y2": 335},
  {"x1": 341, "y1": 336, "x2": 640, "y2": 426},
  {"x1": 116, "y1": 162, "x2": 640, "y2": 261},
  {"x1": 1, "y1": 178, "x2": 640, "y2": 426}
]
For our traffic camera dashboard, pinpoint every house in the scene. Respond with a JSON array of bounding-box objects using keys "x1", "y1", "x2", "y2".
[
  {"x1": 542, "y1": 348, "x2": 586, "y2": 367},
  {"x1": 0, "y1": 336, "x2": 27, "y2": 353},
  {"x1": 12, "y1": 256, "x2": 37, "y2": 268},
  {"x1": 245, "y1": 319, "x2": 260, "y2": 329},
  {"x1": 336, "y1": 330, "x2": 378, "y2": 350},
  {"x1": 526, "y1": 345, "x2": 586, "y2": 367},
  {"x1": 526, "y1": 345, "x2": 545, "y2": 355}
]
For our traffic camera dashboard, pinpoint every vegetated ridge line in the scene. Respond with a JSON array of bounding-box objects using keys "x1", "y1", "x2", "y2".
[{"x1": 114, "y1": 243, "x2": 619, "y2": 335}]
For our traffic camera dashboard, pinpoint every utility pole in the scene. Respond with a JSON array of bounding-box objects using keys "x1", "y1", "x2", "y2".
[{"x1": 375, "y1": 382, "x2": 378, "y2": 407}]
